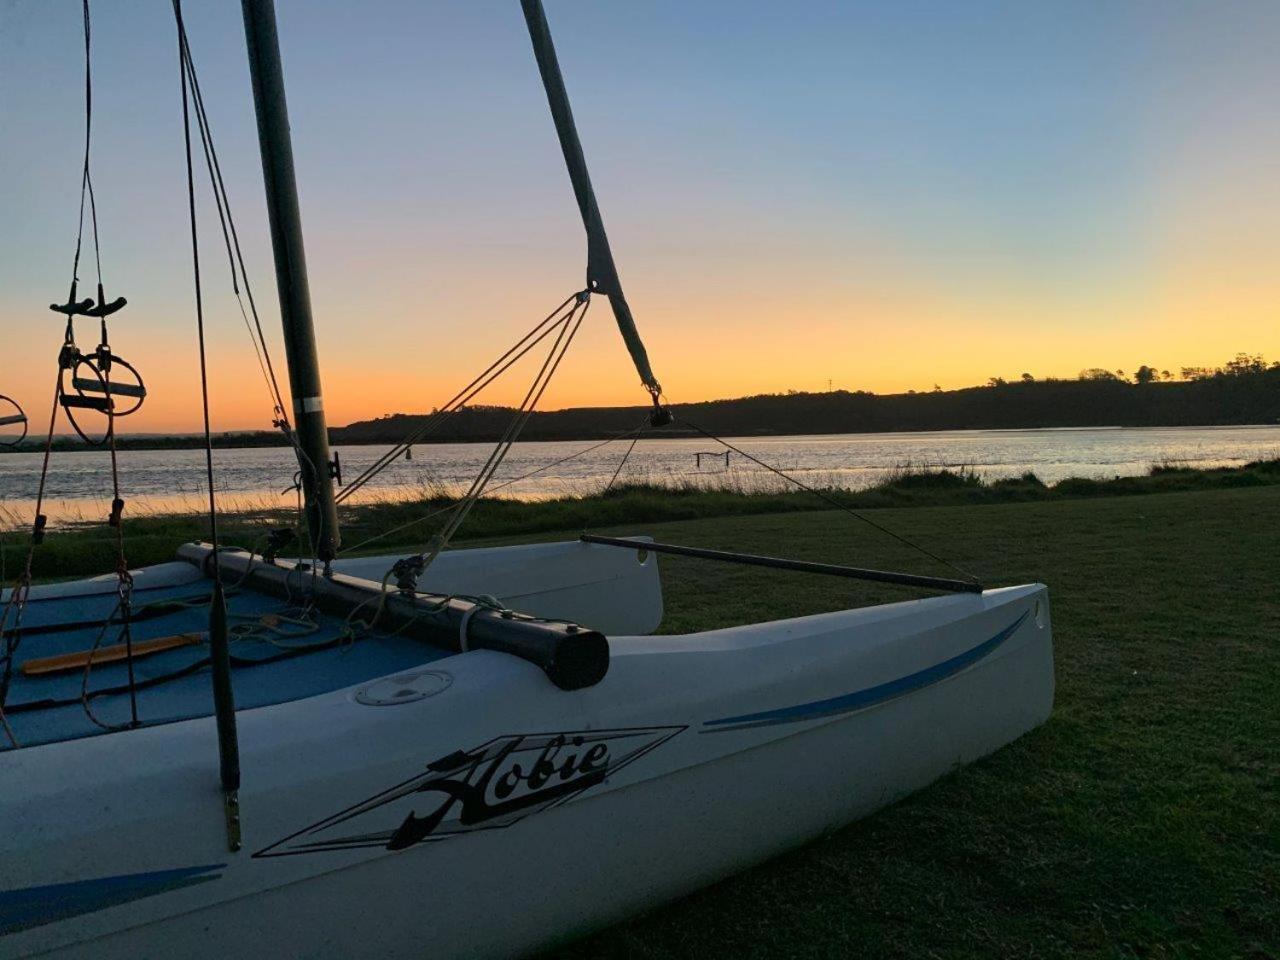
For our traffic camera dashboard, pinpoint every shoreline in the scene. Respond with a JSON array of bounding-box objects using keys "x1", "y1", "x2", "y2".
[
  {"x1": 5, "y1": 457, "x2": 1277, "y2": 582},
  {"x1": 3, "y1": 418, "x2": 1280, "y2": 455}
]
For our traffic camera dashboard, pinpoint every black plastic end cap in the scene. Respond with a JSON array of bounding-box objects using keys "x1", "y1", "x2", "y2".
[{"x1": 545, "y1": 630, "x2": 610, "y2": 690}]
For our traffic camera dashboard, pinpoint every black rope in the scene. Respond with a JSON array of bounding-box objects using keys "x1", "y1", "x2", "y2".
[
  {"x1": 1, "y1": 594, "x2": 217, "y2": 641},
  {"x1": 175, "y1": 17, "x2": 314, "y2": 571},
  {"x1": 70, "y1": 0, "x2": 103, "y2": 291},
  {"x1": 178, "y1": 28, "x2": 291, "y2": 430},
  {"x1": 677, "y1": 416, "x2": 980, "y2": 583},
  {"x1": 6, "y1": 632, "x2": 354, "y2": 717},
  {"x1": 0, "y1": 372, "x2": 65, "y2": 743},
  {"x1": 175, "y1": 4, "x2": 220, "y2": 581},
  {"x1": 173, "y1": 17, "x2": 315, "y2": 580},
  {"x1": 2, "y1": 0, "x2": 139, "y2": 746},
  {"x1": 102, "y1": 390, "x2": 139, "y2": 728},
  {"x1": 174, "y1": 0, "x2": 240, "y2": 808}
]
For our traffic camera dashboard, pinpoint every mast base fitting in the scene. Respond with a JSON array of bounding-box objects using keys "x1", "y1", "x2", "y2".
[
  {"x1": 648, "y1": 396, "x2": 673, "y2": 428},
  {"x1": 263, "y1": 527, "x2": 296, "y2": 564},
  {"x1": 391, "y1": 554, "x2": 427, "y2": 596}
]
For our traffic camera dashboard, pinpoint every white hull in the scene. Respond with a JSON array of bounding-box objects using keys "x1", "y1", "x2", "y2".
[{"x1": 1, "y1": 539, "x2": 1053, "y2": 959}]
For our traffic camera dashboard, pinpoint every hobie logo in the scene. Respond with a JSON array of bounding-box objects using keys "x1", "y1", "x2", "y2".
[{"x1": 255, "y1": 726, "x2": 684, "y2": 858}]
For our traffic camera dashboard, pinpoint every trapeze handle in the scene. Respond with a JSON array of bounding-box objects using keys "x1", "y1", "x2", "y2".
[
  {"x1": 59, "y1": 394, "x2": 113, "y2": 412},
  {"x1": 86, "y1": 296, "x2": 127, "y2": 319},
  {"x1": 49, "y1": 297, "x2": 96, "y2": 318},
  {"x1": 72, "y1": 377, "x2": 147, "y2": 399}
]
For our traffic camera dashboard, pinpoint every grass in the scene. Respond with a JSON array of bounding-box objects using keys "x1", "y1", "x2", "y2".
[
  {"x1": 7, "y1": 457, "x2": 1280, "y2": 583},
  {"x1": 534, "y1": 484, "x2": 1279, "y2": 959},
  {"x1": 3, "y1": 460, "x2": 1277, "y2": 956}
]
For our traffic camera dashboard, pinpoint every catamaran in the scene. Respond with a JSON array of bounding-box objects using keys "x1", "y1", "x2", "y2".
[{"x1": 0, "y1": 3, "x2": 1055, "y2": 958}]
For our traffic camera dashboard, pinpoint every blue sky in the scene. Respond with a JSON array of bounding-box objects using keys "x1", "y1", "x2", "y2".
[{"x1": 2, "y1": 1, "x2": 1279, "y2": 430}]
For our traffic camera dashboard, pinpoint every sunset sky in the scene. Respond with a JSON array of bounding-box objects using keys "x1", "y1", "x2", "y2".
[{"x1": 2, "y1": 0, "x2": 1279, "y2": 433}]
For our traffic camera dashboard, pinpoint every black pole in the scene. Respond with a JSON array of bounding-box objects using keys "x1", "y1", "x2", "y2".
[
  {"x1": 520, "y1": 0, "x2": 661, "y2": 395},
  {"x1": 580, "y1": 535, "x2": 985, "y2": 594},
  {"x1": 241, "y1": 0, "x2": 340, "y2": 563},
  {"x1": 208, "y1": 579, "x2": 241, "y2": 850}
]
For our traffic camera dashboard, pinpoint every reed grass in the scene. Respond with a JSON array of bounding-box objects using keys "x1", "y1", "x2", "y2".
[{"x1": 5, "y1": 457, "x2": 1280, "y2": 582}]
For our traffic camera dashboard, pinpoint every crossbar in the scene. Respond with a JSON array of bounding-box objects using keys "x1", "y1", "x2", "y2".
[
  {"x1": 59, "y1": 394, "x2": 113, "y2": 412},
  {"x1": 177, "y1": 544, "x2": 610, "y2": 690},
  {"x1": 580, "y1": 534, "x2": 983, "y2": 594},
  {"x1": 72, "y1": 377, "x2": 147, "y2": 398}
]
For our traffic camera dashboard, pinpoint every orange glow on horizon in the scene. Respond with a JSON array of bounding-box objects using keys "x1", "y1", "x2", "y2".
[{"x1": 5, "y1": 2, "x2": 1280, "y2": 437}]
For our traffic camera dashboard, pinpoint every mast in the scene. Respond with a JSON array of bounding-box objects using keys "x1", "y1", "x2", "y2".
[
  {"x1": 241, "y1": 0, "x2": 341, "y2": 562},
  {"x1": 520, "y1": 0, "x2": 662, "y2": 399}
]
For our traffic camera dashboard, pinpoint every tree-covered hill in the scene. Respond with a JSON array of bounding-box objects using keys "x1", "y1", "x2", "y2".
[
  {"x1": 332, "y1": 365, "x2": 1280, "y2": 445},
  {"x1": 6, "y1": 358, "x2": 1277, "y2": 452}
]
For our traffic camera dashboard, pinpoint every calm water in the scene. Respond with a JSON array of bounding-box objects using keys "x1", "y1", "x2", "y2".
[{"x1": 1, "y1": 425, "x2": 1277, "y2": 528}]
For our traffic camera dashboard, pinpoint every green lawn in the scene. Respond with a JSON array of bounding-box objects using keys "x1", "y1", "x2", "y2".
[
  {"x1": 5, "y1": 471, "x2": 1277, "y2": 956},
  {"x1": 539, "y1": 486, "x2": 1279, "y2": 959}
]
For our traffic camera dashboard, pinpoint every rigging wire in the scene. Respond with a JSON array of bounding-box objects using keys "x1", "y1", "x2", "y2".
[
  {"x1": 1, "y1": 0, "x2": 145, "y2": 745},
  {"x1": 175, "y1": 0, "x2": 222, "y2": 596},
  {"x1": 0, "y1": 379, "x2": 63, "y2": 749},
  {"x1": 177, "y1": 26, "x2": 291, "y2": 432},
  {"x1": 341, "y1": 418, "x2": 648, "y2": 555},
  {"x1": 599, "y1": 432, "x2": 641, "y2": 499},
  {"x1": 173, "y1": 15, "x2": 318, "y2": 572},
  {"x1": 418, "y1": 294, "x2": 590, "y2": 570},
  {"x1": 174, "y1": 0, "x2": 240, "y2": 842},
  {"x1": 71, "y1": 0, "x2": 104, "y2": 293},
  {"x1": 332, "y1": 291, "x2": 595, "y2": 579},
  {"x1": 102, "y1": 396, "x2": 139, "y2": 730},
  {"x1": 86, "y1": 0, "x2": 141, "y2": 729},
  {"x1": 68, "y1": 0, "x2": 140, "y2": 730},
  {"x1": 673, "y1": 413, "x2": 979, "y2": 582},
  {"x1": 335, "y1": 291, "x2": 585, "y2": 504}
]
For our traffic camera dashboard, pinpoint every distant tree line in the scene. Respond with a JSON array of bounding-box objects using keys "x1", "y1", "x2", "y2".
[
  {"x1": 987, "y1": 353, "x2": 1275, "y2": 388},
  {"x1": 329, "y1": 353, "x2": 1280, "y2": 444},
  {"x1": 0, "y1": 430, "x2": 292, "y2": 454},
  {"x1": 7, "y1": 354, "x2": 1275, "y2": 452}
]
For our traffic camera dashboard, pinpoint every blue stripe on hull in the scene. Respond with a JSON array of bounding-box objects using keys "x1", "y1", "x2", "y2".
[
  {"x1": 0, "y1": 864, "x2": 225, "y2": 936},
  {"x1": 703, "y1": 610, "x2": 1029, "y2": 732}
]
